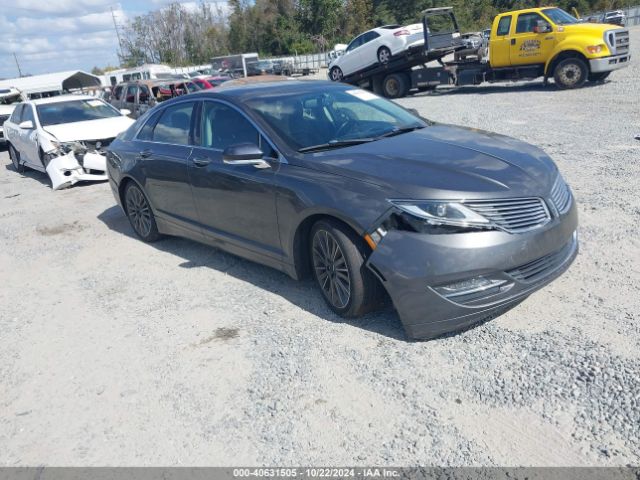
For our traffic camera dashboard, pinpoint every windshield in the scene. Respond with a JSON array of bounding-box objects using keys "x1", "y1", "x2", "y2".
[
  {"x1": 542, "y1": 8, "x2": 579, "y2": 25},
  {"x1": 246, "y1": 88, "x2": 426, "y2": 152},
  {"x1": 36, "y1": 99, "x2": 122, "y2": 126}
]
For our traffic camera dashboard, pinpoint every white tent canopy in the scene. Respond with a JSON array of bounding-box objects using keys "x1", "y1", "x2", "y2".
[{"x1": 0, "y1": 71, "x2": 102, "y2": 96}]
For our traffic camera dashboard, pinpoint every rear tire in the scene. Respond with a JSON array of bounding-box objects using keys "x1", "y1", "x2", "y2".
[
  {"x1": 553, "y1": 57, "x2": 588, "y2": 89},
  {"x1": 124, "y1": 182, "x2": 161, "y2": 242},
  {"x1": 310, "y1": 219, "x2": 381, "y2": 318},
  {"x1": 329, "y1": 66, "x2": 343, "y2": 82},
  {"x1": 8, "y1": 145, "x2": 24, "y2": 173},
  {"x1": 588, "y1": 71, "x2": 610, "y2": 82},
  {"x1": 377, "y1": 46, "x2": 392, "y2": 65},
  {"x1": 382, "y1": 73, "x2": 410, "y2": 98}
]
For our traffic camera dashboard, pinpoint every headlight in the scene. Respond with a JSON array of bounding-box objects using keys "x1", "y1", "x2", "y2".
[
  {"x1": 388, "y1": 200, "x2": 494, "y2": 234},
  {"x1": 586, "y1": 44, "x2": 604, "y2": 54},
  {"x1": 51, "y1": 140, "x2": 87, "y2": 155}
]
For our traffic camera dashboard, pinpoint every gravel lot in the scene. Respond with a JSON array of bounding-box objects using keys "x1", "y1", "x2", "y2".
[{"x1": 1, "y1": 27, "x2": 639, "y2": 466}]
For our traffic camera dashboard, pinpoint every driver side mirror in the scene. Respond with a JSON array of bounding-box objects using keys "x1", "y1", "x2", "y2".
[
  {"x1": 223, "y1": 143, "x2": 271, "y2": 169},
  {"x1": 533, "y1": 21, "x2": 552, "y2": 33},
  {"x1": 18, "y1": 120, "x2": 34, "y2": 130}
]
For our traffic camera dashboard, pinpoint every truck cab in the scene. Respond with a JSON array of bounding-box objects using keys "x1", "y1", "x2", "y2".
[{"x1": 488, "y1": 7, "x2": 630, "y2": 87}]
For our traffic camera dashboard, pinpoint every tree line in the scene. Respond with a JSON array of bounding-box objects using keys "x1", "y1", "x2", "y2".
[{"x1": 114, "y1": 0, "x2": 625, "y2": 68}]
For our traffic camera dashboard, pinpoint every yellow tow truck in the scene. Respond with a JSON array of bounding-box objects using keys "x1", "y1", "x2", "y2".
[{"x1": 337, "y1": 6, "x2": 631, "y2": 97}]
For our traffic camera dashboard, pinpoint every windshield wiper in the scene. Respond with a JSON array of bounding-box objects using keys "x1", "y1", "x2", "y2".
[
  {"x1": 375, "y1": 125, "x2": 425, "y2": 139},
  {"x1": 298, "y1": 138, "x2": 375, "y2": 153}
]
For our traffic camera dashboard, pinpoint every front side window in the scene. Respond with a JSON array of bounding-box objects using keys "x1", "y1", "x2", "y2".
[
  {"x1": 516, "y1": 13, "x2": 548, "y2": 33},
  {"x1": 201, "y1": 101, "x2": 259, "y2": 150},
  {"x1": 246, "y1": 88, "x2": 425, "y2": 151},
  {"x1": 22, "y1": 105, "x2": 35, "y2": 124},
  {"x1": 151, "y1": 102, "x2": 195, "y2": 145},
  {"x1": 126, "y1": 85, "x2": 137, "y2": 103},
  {"x1": 114, "y1": 85, "x2": 124, "y2": 100},
  {"x1": 497, "y1": 16, "x2": 512, "y2": 36},
  {"x1": 36, "y1": 99, "x2": 122, "y2": 126}
]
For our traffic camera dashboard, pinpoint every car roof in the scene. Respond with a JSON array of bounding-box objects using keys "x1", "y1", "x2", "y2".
[
  {"x1": 29, "y1": 94, "x2": 99, "y2": 106},
  {"x1": 169, "y1": 80, "x2": 350, "y2": 104}
]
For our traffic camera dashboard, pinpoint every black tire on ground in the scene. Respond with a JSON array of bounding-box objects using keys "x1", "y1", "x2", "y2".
[
  {"x1": 553, "y1": 57, "x2": 588, "y2": 89},
  {"x1": 8, "y1": 145, "x2": 24, "y2": 173},
  {"x1": 124, "y1": 182, "x2": 161, "y2": 242},
  {"x1": 310, "y1": 219, "x2": 382, "y2": 318},
  {"x1": 588, "y1": 71, "x2": 611, "y2": 82},
  {"x1": 377, "y1": 46, "x2": 392, "y2": 65},
  {"x1": 382, "y1": 73, "x2": 410, "y2": 98},
  {"x1": 329, "y1": 66, "x2": 343, "y2": 82}
]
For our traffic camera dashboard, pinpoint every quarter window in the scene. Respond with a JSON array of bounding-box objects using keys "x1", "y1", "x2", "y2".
[
  {"x1": 201, "y1": 102, "x2": 259, "y2": 150},
  {"x1": 151, "y1": 102, "x2": 195, "y2": 145},
  {"x1": 497, "y1": 16, "x2": 512, "y2": 36}
]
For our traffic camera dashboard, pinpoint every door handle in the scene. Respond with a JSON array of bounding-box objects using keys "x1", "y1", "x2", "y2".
[
  {"x1": 139, "y1": 149, "x2": 153, "y2": 159},
  {"x1": 192, "y1": 156, "x2": 211, "y2": 167},
  {"x1": 510, "y1": 38, "x2": 516, "y2": 45}
]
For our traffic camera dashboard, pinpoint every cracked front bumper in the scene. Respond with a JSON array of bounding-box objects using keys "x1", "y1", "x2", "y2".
[
  {"x1": 366, "y1": 202, "x2": 578, "y2": 340},
  {"x1": 45, "y1": 151, "x2": 107, "y2": 190}
]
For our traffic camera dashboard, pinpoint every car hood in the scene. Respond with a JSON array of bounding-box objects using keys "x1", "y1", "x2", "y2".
[
  {"x1": 297, "y1": 124, "x2": 558, "y2": 199},
  {"x1": 43, "y1": 116, "x2": 135, "y2": 142},
  {"x1": 561, "y1": 22, "x2": 620, "y2": 35}
]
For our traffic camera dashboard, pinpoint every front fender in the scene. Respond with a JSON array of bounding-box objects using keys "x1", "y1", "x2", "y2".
[{"x1": 544, "y1": 40, "x2": 611, "y2": 74}]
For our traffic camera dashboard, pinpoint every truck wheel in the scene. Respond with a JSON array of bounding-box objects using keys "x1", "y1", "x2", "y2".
[
  {"x1": 553, "y1": 57, "x2": 588, "y2": 89},
  {"x1": 330, "y1": 67, "x2": 343, "y2": 82},
  {"x1": 588, "y1": 71, "x2": 610, "y2": 82},
  {"x1": 382, "y1": 73, "x2": 409, "y2": 98},
  {"x1": 377, "y1": 46, "x2": 392, "y2": 65}
]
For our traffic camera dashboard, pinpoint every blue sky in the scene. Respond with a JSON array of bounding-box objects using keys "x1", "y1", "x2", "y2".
[{"x1": 0, "y1": 1, "x2": 228, "y2": 79}]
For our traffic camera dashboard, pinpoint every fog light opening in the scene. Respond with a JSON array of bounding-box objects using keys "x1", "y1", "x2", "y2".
[{"x1": 434, "y1": 276, "x2": 509, "y2": 299}]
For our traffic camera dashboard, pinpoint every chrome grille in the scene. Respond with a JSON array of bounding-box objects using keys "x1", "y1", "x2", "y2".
[
  {"x1": 464, "y1": 198, "x2": 550, "y2": 233},
  {"x1": 609, "y1": 30, "x2": 629, "y2": 55},
  {"x1": 507, "y1": 234, "x2": 577, "y2": 284},
  {"x1": 550, "y1": 175, "x2": 572, "y2": 214}
]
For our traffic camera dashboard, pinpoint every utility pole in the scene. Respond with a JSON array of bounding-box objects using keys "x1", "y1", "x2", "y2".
[
  {"x1": 13, "y1": 52, "x2": 23, "y2": 77},
  {"x1": 111, "y1": 6, "x2": 124, "y2": 65}
]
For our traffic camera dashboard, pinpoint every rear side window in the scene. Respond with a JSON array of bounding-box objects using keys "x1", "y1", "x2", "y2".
[
  {"x1": 497, "y1": 16, "x2": 512, "y2": 36},
  {"x1": 10, "y1": 104, "x2": 24, "y2": 123},
  {"x1": 363, "y1": 31, "x2": 380, "y2": 44},
  {"x1": 139, "y1": 85, "x2": 151, "y2": 104},
  {"x1": 151, "y1": 102, "x2": 196, "y2": 145},
  {"x1": 137, "y1": 110, "x2": 163, "y2": 141}
]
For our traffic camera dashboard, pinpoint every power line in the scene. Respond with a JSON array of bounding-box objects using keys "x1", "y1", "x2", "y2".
[
  {"x1": 13, "y1": 52, "x2": 23, "y2": 77},
  {"x1": 111, "y1": 5, "x2": 124, "y2": 66}
]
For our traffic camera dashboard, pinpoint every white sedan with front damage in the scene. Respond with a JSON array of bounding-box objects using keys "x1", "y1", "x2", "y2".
[{"x1": 3, "y1": 95, "x2": 134, "y2": 190}]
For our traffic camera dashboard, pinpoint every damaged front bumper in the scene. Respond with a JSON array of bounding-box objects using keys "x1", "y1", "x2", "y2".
[
  {"x1": 45, "y1": 151, "x2": 107, "y2": 190},
  {"x1": 366, "y1": 202, "x2": 579, "y2": 340}
]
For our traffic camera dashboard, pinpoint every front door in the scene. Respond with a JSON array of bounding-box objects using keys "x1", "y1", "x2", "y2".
[
  {"x1": 134, "y1": 100, "x2": 201, "y2": 235},
  {"x1": 509, "y1": 12, "x2": 556, "y2": 66},
  {"x1": 188, "y1": 100, "x2": 282, "y2": 259},
  {"x1": 340, "y1": 34, "x2": 365, "y2": 75},
  {"x1": 489, "y1": 15, "x2": 513, "y2": 68}
]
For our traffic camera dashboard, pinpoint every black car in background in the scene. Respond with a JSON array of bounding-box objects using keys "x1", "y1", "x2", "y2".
[{"x1": 106, "y1": 81, "x2": 578, "y2": 339}]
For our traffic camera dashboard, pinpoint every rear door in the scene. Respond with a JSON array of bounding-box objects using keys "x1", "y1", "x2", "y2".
[
  {"x1": 133, "y1": 100, "x2": 201, "y2": 235},
  {"x1": 489, "y1": 15, "x2": 513, "y2": 67},
  {"x1": 509, "y1": 12, "x2": 556, "y2": 66},
  {"x1": 188, "y1": 100, "x2": 282, "y2": 258}
]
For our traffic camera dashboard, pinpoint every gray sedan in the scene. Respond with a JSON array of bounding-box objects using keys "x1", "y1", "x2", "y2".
[{"x1": 106, "y1": 81, "x2": 577, "y2": 340}]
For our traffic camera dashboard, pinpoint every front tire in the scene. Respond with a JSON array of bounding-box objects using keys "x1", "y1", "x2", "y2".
[
  {"x1": 8, "y1": 145, "x2": 24, "y2": 173},
  {"x1": 330, "y1": 66, "x2": 343, "y2": 82},
  {"x1": 310, "y1": 219, "x2": 380, "y2": 318},
  {"x1": 124, "y1": 182, "x2": 161, "y2": 242},
  {"x1": 553, "y1": 57, "x2": 588, "y2": 89}
]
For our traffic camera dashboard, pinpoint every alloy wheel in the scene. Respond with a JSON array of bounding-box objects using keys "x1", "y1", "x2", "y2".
[
  {"x1": 126, "y1": 186, "x2": 152, "y2": 238},
  {"x1": 378, "y1": 47, "x2": 391, "y2": 64},
  {"x1": 312, "y1": 229, "x2": 351, "y2": 309}
]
